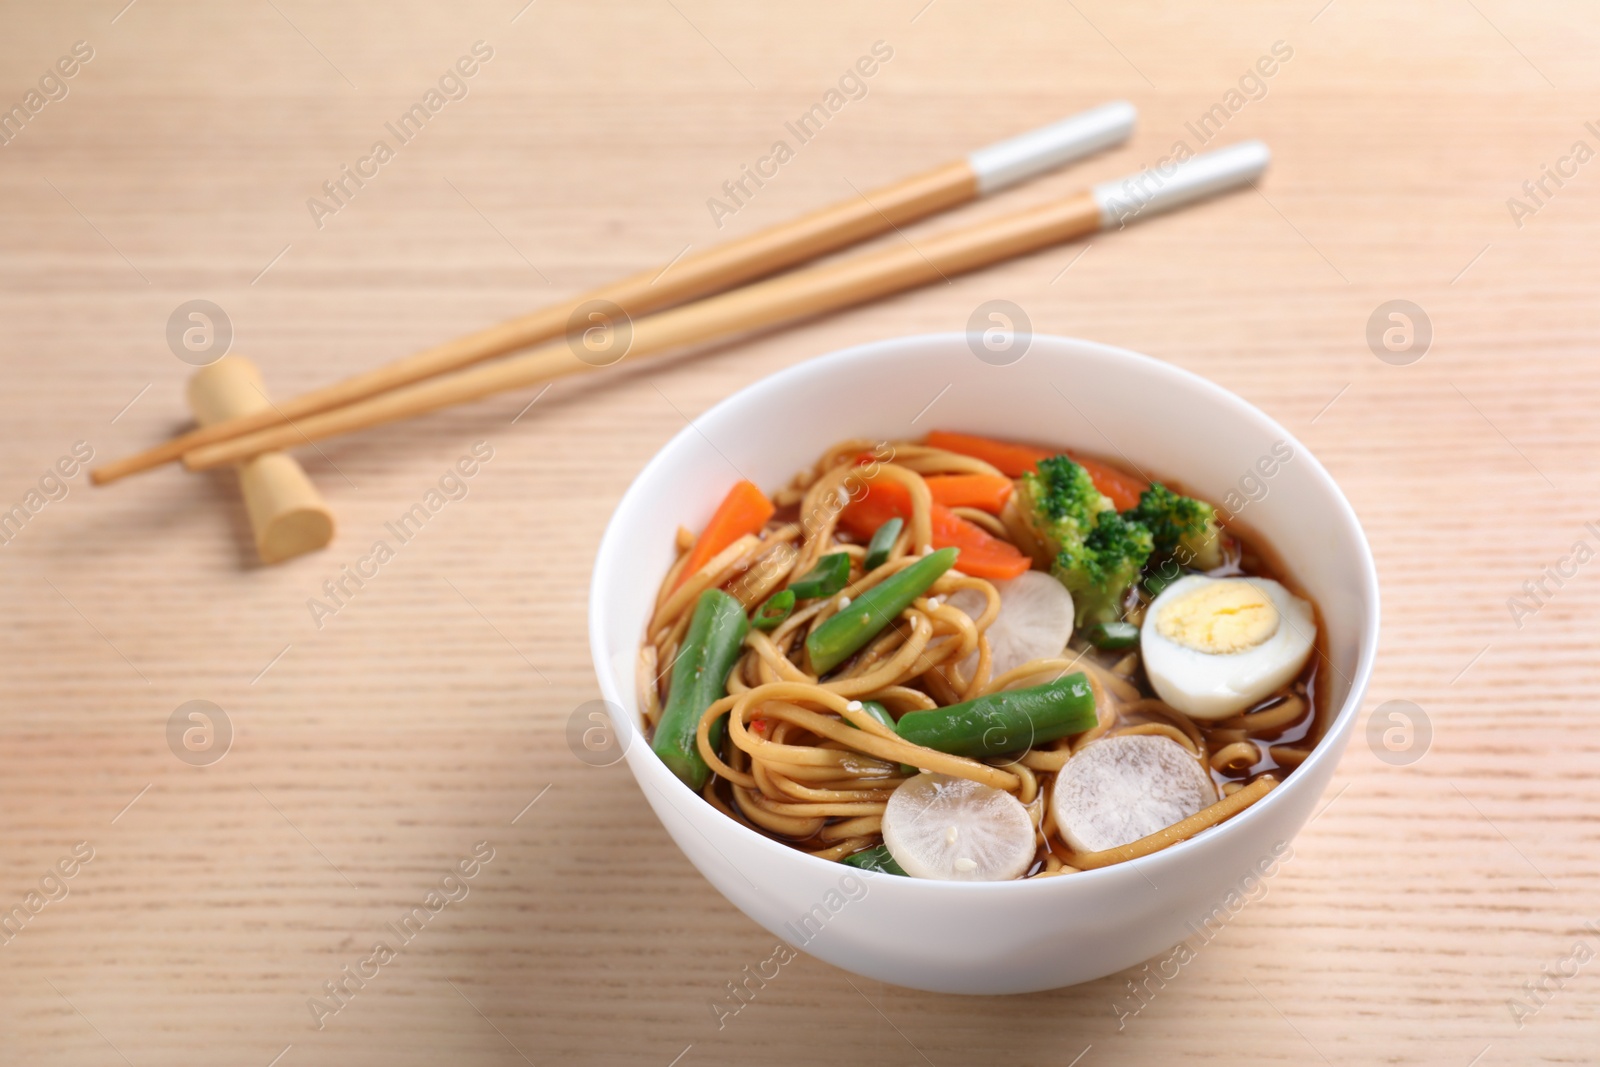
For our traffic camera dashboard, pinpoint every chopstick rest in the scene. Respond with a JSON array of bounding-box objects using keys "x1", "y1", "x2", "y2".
[{"x1": 187, "y1": 356, "x2": 335, "y2": 564}]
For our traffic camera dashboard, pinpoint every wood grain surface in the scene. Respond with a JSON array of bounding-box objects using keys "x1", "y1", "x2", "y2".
[{"x1": 2, "y1": 1, "x2": 1597, "y2": 1064}]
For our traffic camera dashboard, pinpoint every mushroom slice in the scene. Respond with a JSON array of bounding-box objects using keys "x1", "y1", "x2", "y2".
[
  {"x1": 1052, "y1": 735, "x2": 1216, "y2": 853},
  {"x1": 881, "y1": 772, "x2": 1035, "y2": 881}
]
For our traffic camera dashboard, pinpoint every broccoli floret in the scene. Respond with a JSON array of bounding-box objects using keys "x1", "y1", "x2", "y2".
[
  {"x1": 1125, "y1": 482, "x2": 1224, "y2": 571},
  {"x1": 1016, "y1": 454, "x2": 1113, "y2": 552},
  {"x1": 1051, "y1": 510, "x2": 1154, "y2": 626},
  {"x1": 1018, "y1": 456, "x2": 1152, "y2": 626}
]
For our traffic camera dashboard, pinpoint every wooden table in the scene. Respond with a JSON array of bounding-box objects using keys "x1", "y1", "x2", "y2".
[{"x1": 2, "y1": 1, "x2": 1595, "y2": 1063}]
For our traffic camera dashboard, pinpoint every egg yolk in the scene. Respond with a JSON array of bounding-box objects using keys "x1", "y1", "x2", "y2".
[{"x1": 1156, "y1": 581, "x2": 1279, "y2": 654}]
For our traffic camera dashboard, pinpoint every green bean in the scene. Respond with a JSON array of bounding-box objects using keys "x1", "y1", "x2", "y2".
[
  {"x1": 864, "y1": 517, "x2": 904, "y2": 571},
  {"x1": 1085, "y1": 620, "x2": 1139, "y2": 649},
  {"x1": 787, "y1": 552, "x2": 851, "y2": 600},
  {"x1": 840, "y1": 844, "x2": 906, "y2": 876},
  {"x1": 844, "y1": 700, "x2": 915, "y2": 775},
  {"x1": 895, "y1": 673, "x2": 1096, "y2": 758},
  {"x1": 751, "y1": 589, "x2": 795, "y2": 631},
  {"x1": 651, "y1": 589, "x2": 749, "y2": 790},
  {"x1": 849, "y1": 700, "x2": 897, "y2": 731},
  {"x1": 805, "y1": 547, "x2": 959, "y2": 675}
]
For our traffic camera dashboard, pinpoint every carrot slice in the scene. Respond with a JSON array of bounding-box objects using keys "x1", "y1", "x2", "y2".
[
  {"x1": 925, "y1": 430, "x2": 1148, "y2": 512},
  {"x1": 674, "y1": 480, "x2": 775, "y2": 590},
  {"x1": 924, "y1": 508, "x2": 1031, "y2": 579},
  {"x1": 924, "y1": 474, "x2": 1014, "y2": 513},
  {"x1": 839, "y1": 481, "x2": 1031, "y2": 580},
  {"x1": 1066, "y1": 454, "x2": 1146, "y2": 513},
  {"x1": 925, "y1": 430, "x2": 1052, "y2": 478}
]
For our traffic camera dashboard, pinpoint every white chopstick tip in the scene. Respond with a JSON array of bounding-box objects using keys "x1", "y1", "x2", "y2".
[
  {"x1": 968, "y1": 100, "x2": 1137, "y2": 195},
  {"x1": 1092, "y1": 140, "x2": 1271, "y2": 230},
  {"x1": 1218, "y1": 139, "x2": 1271, "y2": 181},
  {"x1": 1098, "y1": 99, "x2": 1139, "y2": 130}
]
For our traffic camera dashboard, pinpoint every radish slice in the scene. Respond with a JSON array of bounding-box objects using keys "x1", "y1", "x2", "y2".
[
  {"x1": 1052, "y1": 735, "x2": 1216, "y2": 853},
  {"x1": 947, "y1": 570, "x2": 1075, "y2": 681},
  {"x1": 881, "y1": 772, "x2": 1035, "y2": 881}
]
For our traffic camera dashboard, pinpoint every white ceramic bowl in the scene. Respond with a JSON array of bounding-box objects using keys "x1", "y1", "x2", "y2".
[{"x1": 588, "y1": 333, "x2": 1379, "y2": 994}]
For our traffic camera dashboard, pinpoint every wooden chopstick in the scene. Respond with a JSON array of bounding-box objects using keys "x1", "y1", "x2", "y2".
[
  {"x1": 179, "y1": 141, "x2": 1271, "y2": 472},
  {"x1": 91, "y1": 103, "x2": 1137, "y2": 485}
]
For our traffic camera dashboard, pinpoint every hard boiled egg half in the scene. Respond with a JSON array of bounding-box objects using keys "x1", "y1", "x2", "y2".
[{"x1": 1140, "y1": 575, "x2": 1315, "y2": 720}]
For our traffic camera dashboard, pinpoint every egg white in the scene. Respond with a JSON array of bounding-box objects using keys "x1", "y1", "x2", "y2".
[{"x1": 1140, "y1": 575, "x2": 1315, "y2": 720}]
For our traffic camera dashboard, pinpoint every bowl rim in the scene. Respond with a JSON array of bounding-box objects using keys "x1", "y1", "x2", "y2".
[{"x1": 588, "y1": 331, "x2": 1381, "y2": 894}]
